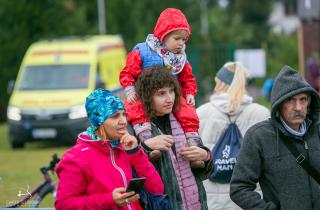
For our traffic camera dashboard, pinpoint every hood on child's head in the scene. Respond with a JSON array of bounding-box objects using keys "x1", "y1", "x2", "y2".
[{"x1": 153, "y1": 8, "x2": 191, "y2": 42}]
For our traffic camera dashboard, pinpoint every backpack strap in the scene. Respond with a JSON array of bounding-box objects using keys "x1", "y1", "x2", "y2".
[
  {"x1": 226, "y1": 115, "x2": 232, "y2": 123},
  {"x1": 226, "y1": 110, "x2": 243, "y2": 124},
  {"x1": 281, "y1": 134, "x2": 320, "y2": 185}
]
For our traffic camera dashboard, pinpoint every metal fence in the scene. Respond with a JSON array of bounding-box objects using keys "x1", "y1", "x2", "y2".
[{"x1": 187, "y1": 43, "x2": 235, "y2": 105}]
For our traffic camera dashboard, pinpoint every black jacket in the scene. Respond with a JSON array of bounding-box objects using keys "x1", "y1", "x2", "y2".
[{"x1": 230, "y1": 66, "x2": 320, "y2": 210}]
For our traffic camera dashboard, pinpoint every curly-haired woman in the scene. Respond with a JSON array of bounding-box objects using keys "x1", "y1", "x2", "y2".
[{"x1": 130, "y1": 66, "x2": 212, "y2": 210}]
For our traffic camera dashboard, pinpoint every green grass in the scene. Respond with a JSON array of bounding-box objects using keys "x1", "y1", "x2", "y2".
[{"x1": 0, "y1": 123, "x2": 69, "y2": 208}]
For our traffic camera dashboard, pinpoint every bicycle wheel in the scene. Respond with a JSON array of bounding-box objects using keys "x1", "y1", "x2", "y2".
[
  {"x1": 29, "y1": 182, "x2": 55, "y2": 208},
  {"x1": 29, "y1": 194, "x2": 42, "y2": 208}
]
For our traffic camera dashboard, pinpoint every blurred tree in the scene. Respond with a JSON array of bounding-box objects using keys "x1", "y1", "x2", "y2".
[
  {"x1": 207, "y1": 0, "x2": 275, "y2": 48},
  {"x1": 0, "y1": 0, "x2": 97, "y2": 121},
  {"x1": 252, "y1": 32, "x2": 298, "y2": 92},
  {"x1": 227, "y1": 0, "x2": 274, "y2": 47},
  {"x1": 207, "y1": 6, "x2": 255, "y2": 47},
  {"x1": 266, "y1": 33, "x2": 299, "y2": 77}
]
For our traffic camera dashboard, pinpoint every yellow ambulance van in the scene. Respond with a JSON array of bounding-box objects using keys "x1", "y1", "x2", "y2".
[{"x1": 7, "y1": 35, "x2": 126, "y2": 148}]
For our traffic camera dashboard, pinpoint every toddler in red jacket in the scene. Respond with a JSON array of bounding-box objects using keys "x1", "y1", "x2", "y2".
[{"x1": 119, "y1": 8, "x2": 203, "y2": 168}]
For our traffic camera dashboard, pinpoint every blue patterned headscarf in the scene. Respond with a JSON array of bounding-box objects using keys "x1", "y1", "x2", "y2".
[{"x1": 85, "y1": 88, "x2": 125, "y2": 140}]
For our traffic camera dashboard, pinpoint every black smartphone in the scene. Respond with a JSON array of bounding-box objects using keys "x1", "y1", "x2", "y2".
[{"x1": 126, "y1": 177, "x2": 146, "y2": 193}]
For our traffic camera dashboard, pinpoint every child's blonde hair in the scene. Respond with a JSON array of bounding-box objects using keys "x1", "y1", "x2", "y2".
[{"x1": 214, "y1": 62, "x2": 250, "y2": 112}]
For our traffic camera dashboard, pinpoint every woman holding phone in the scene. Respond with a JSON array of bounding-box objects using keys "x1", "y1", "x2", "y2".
[{"x1": 55, "y1": 89, "x2": 164, "y2": 210}]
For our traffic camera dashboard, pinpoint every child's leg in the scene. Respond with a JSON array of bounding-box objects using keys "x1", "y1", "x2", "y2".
[
  {"x1": 124, "y1": 99, "x2": 151, "y2": 141},
  {"x1": 173, "y1": 96, "x2": 200, "y2": 142},
  {"x1": 125, "y1": 99, "x2": 161, "y2": 161}
]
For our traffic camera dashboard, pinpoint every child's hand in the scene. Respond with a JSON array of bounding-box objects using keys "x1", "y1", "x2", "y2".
[
  {"x1": 120, "y1": 133, "x2": 138, "y2": 150},
  {"x1": 186, "y1": 94, "x2": 195, "y2": 106},
  {"x1": 127, "y1": 91, "x2": 138, "y2": 104}
]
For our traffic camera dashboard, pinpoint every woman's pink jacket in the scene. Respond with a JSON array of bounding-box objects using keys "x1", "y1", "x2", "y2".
[{"x1": 55, "y1": 133, "x2": 164, "y2": 210}]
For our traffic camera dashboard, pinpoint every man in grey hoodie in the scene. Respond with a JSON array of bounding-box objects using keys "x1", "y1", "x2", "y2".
[{"x1": 230, "y1": 66, "x2": 320, "y2": 210}]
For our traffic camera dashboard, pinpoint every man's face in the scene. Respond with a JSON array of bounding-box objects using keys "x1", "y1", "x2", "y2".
[{"x1": 280, "y1": 93, "x2": 310, "y2": 131}]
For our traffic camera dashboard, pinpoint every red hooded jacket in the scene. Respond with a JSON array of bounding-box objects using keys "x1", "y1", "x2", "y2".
[
  {"x1": 119, "y1": 8, "x2": 197, "y2": 98},
  {"x1": 153, "y1": 8, "x2": 191, "y2": 42}
]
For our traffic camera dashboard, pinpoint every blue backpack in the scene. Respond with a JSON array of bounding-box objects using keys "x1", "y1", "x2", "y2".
[{"x1": 209, "y1": 116, "x2": 243, "y2": 183}]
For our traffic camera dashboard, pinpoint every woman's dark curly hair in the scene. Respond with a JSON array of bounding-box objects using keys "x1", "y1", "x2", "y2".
[{"x1": 135, "y1": 66, "x2": 181, "y2": 119}]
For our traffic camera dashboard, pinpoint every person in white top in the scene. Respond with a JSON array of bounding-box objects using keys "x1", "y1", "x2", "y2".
[{"x1": 197, "y1": 61, "x2": 270, "y2": 210}]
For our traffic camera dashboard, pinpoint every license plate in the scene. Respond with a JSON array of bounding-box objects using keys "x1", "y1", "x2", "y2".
[{"x1": 32, "y1": 128, "x2": 57, "y2": 138}]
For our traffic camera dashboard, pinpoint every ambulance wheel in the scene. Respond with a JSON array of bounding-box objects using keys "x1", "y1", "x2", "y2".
[
  {"x1": 9, "y1": 135, "x2": 25, "y2": 149},
  {"x1": 10, "y1": 141, "x2": 25, "y2": 149}
]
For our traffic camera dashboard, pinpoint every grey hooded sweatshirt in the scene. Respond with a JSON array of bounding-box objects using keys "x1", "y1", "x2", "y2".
[{"x1": 230, "y1": 66, "x2": 320, "y2": 210}]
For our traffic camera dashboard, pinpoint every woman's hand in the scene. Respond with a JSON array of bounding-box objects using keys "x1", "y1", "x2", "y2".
[
  {"x1": 112, "y1": 187, "x2": 140, "y2": 207},
  {"x1": 120, "y1": 133, "x2": 138, "y2": 150},
  {"x1": 180, "y1": 146, "x2": 208, "y2": 161},
  {"x1": 144, "y1": 135, "x2": 174, "y2": 151}
]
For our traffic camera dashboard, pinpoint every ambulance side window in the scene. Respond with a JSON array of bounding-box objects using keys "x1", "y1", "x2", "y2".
[{"x1": 95, "y1": 65, "x2": 105, "y2": 89}]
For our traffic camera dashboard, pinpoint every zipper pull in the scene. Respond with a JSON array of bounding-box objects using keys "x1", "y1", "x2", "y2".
[{"x1": 304, "y1": 141, "x2": 308, "y2": 150}]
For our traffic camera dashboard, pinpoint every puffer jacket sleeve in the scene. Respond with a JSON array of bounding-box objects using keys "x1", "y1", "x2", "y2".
[
  {"x1": 230, "y1": 126, "x2": 278, "y2": 210},
  {"x1": 178, "y1": 62, "x2": 197, "y2": 97},
  {"x1": 128, "y1": 147, "x2": 164, "y2": 195},
  {"x1": 119, "y1": 50, "x2": 143, "y2": 91},
  {"x1": 55, "y1": 157, "x2": 116, "y2": 210}
]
